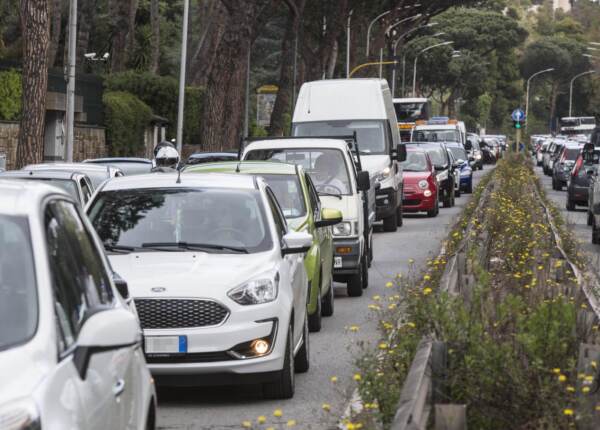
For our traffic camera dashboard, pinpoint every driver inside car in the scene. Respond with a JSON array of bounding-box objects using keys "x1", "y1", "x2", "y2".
[{"x1": 312, "y1": 152, "x2": 349, "y2": 195}]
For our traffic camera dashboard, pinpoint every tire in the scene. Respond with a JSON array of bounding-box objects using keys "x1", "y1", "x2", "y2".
[
  {"x1": 294, "y1": 315, "x2": 310, "y2": 373},
  {"x1": 321, "y1": 273, "x2": 334, "y2": 317},
  {"x1": 443, "y1": 189, "x2": 452, "y2": 208},
  {"x1": 368, "y1": 235, "x2": 373, "y2": 267},
  {"x1": 588, "y1": 210, "x2": 594, "y2": 227},
  {"x1": 455, "y1": 185, "x2": 461, "y2": 198},
  {"x1": 465, "y1": 180, "x2": 473, "y2": 194},
  {"x1": 383, "y1": 210, "x2": 398, "y2": 232},
  {"x1": 347, "y1": 258, "x2": 364, "y2": 297},
  {"x1": 556, "y1": 181, "x2": 562, "y2": 191},
  {"x1": 451, "y1": 189, "x2": 456, "y2": 207},
  {"x1": 427, "y1": 198, "x2": 439, "y2": 217},
  {"x1": 307, "y1": 283, "x2": 322, "y2": 333},
  {"x1": 396, "y1": 203, "x2": 403, "y2": 227},
  {"x1": 566, "y1": 198, "x2": 575, "y2": 211},
  {"x1": 145, "y1": 404, "x2": 156, "y2": 430},
  {"x1": 263, "y1": 324, "x2": 294, "y2": 399},
  {"x1": 361, "y1": 255, "x2": 369, "y2": 289},
  {"x1": 593, "y1": 221, "x2": 600, "y2": 245}
]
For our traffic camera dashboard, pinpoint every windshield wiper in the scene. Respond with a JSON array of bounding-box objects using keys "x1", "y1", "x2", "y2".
[
  {"x1": 141, "y1": 242, "x2": 249, "y2": 254},
  {"x1": 317, "y1": 191, "x2": 343, "y2": 200},
  {"x1": 103, "y1": 243, "x2": 137, "y2": 254}
]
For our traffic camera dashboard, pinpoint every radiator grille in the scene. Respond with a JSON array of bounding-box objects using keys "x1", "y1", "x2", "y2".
[{"x1": 135, "y1": 299, "x2": 229, "y2": 329}]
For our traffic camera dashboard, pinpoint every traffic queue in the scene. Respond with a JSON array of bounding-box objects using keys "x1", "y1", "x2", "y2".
[{"x1": 0, "y1": 79, "x2": 495, "y2": 429}]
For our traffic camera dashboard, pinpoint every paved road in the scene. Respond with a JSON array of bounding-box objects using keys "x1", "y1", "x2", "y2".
[
  {"x1": 156, "y1": 166, "x2": 491, "y2": 430},
  {"x1": 534, "y1": 164, "x2": 599, "y2": 260}
]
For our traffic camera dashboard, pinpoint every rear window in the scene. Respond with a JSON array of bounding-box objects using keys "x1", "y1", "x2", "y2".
[{"x1": 260, "y1": 174, "x2": 306, "y2": 219}]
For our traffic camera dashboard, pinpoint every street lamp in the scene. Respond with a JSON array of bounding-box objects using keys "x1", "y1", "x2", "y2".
[
  {"x1": 390, "y1": 22, "x2": 438, "y2": 97},
  {"x1": 377, "y1": 14, "x2": 422, "y2": 78},
  {"x1": 365, "y1": 4, "x2": 421, "y2": 56},
  {"x1": 525, "y1": 67, "x2": 554, "y2": 133},
  {"x1": 176, "y1": 0, "x2": 190, "y2": 152},
  {"x1": 400, "y1": 32, "x2": 446, "y2": 97},
  {"x1": 412, "y1": 41, "x2": 453, "y2": 97},
  {"x1": 569, "y1": 70, "x2": 596, "y2": 116}
]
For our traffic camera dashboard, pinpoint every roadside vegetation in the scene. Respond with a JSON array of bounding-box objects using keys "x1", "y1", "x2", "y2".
[{"x1": 352, "y1": 154, "x2": 598, "y2": 429}]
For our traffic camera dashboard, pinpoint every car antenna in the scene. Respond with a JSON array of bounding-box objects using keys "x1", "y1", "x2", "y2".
[
  {"x1": 235, "y1": 161, "x2": 241, "y2": 173},
  {"x1": 176, "y1": 167, "x2": 182, "y2": 184}
]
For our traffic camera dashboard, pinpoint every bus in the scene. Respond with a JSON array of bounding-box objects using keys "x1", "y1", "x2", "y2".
[
  {"x1": 560, "y1": 116, "x2": 596, "y2": 138},
  {"x1": 393, "y1": 97, "x2": 431, "y2": 142}
]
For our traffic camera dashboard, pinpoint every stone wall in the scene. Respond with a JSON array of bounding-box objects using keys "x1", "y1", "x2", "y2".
[{"x1": 0, "y1": 121, "x2": 107, "y2": 170}]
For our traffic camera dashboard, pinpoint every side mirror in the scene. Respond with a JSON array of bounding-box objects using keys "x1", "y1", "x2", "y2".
[
  {"x1": 465, "y1": 141, "x2": 473, "y2": 151},
  {"x1": 357, "y1": 170, "x2": 371, "y2": 192},
  {"x1": 394, "y1": 143, "x2": 407, "y2": 162},
  {"x1": 315, "y1": 208, "x2": 343, "y2": 228},
  {"x1": 73, "y1": 308, "x2": 141, "y2": 379},
  {"x1": 594, "y1": 202, "x2": 600, "y2": 215},
  {"x1": 282, "y1": 231, "x2": 313, "y2": 255},
  {"x1": 456, "y1": 159, "x2": 465, "y2": 165},
  {"x1": 112, "y1": 272, "x2": 129, "y2": 299},
  {"x1": 434, "y1": 165, "x2": 445, "y2": 172},
  {"x1": 587, "y1": 169, "x2": 595, "y2": 177}
]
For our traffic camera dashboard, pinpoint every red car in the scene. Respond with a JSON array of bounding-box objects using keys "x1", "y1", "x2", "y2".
[{"x1": 401, "y1": 148, "x2": 439, "y2": 217}]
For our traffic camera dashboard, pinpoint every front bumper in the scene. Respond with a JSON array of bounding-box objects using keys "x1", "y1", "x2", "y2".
[
  {"x1": 459, "y1": 174, "x2": 472, "y2": 187},
  {"x1": 332, "y1": 237, "x2": 361, "y2": 281},
  {"x1": 569, "y1": 184, "x2": 589, "y2": 204},
  {"x1": 403, "y1": 189, "x2": 436, "y2": 212},
  {"x1": 375, "y1": 186, "x2": 398, "y2": 220}
]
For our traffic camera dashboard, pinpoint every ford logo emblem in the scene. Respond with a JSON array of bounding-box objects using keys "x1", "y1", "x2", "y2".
[{"x1": 151, "y1": 287, "x2": 166, "y2": 293}]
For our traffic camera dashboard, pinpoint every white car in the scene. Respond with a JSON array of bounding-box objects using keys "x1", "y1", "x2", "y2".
[
  {"x1": 0, "y1": 180, "x2": 156, "y2": 430},
  {"x1": 86, "y1": 173, "x2": 312, "y2": 399}
]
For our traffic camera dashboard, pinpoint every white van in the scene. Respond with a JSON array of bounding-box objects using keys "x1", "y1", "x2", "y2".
[
  {"x1": 291, "y1": 79, "x2": 406, "y2": 232},
  {"x1": 243, "y1": 138, "x2": 374, "y2": 297},
  {"x1": 411, "y1": 118, "x2": 464, "y2": 146}
]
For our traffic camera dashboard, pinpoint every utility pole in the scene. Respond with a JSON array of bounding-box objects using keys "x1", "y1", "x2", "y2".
[
  {"x1": 65, "y1": 0, "x2": 77, "y2": 162},
  {"x1": 244, "y1": 50, "x2": 251, "y2": 138},
  {"x1": 346, "y1": 10, "x2": 353, "y2": 78},
  {"x1": 176, "y1": 0, "x2": 190, "y2": 154}
]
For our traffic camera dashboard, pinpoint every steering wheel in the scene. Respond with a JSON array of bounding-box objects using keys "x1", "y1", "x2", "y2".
[{"x1": 209, "y1": 227, "x2": 246, "y2": 242}]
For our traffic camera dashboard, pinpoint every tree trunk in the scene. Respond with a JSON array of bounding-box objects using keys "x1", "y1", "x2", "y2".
[
  {"x1": 109, "y1": 0, "x2": 137, "y2": 72},
  {"x1": 47, "y1": 0, "x2": 61, "y2": 66},
  {"x1": 18, "y1": 0, "x2": 50, "y2": 168},
  {"x1": 149, "y1": 0, "x2": 160, "y2": 73},
  {"x1": 76, "y1": 0, "x2": 95, "y2": 66},
  {"x1": 269, "y1": 0, "x2": 306, "y2": 137},
  {"x1": 199, "y1": 0, "x2": 271, "y2": 151}
]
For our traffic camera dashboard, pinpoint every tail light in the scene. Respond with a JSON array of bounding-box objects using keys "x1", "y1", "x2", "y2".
[{"x1": 572, "y1": 155, "x2": 583, "y2": 177}]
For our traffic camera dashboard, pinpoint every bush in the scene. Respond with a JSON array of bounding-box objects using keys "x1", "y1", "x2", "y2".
[
  {"x1": 103, "y1": 91, "x2": 153, "y2": 156},
  {"x1": 0, "y1": 69, "x2": 22, "y2": 120},
  {"x1": 105, "y1": 71, "x2": 204, "y2": 145}
]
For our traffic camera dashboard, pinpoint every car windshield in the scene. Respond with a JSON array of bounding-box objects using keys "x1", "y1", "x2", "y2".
[
  {"x1": 394, "y1": 102, "x2": 427, "y2": 122},
  {"x1": 88, "y1": 188, "x2": 272, "y2": 253},
  {"x1": 246, "y1": 148, "x2": 352, "y2": 195},
  {"x1": 260, "y1": 174, "x2": 306, "y2": 218},
  {"x1": 401, "y1": 152, "x2": 429, "y2": 172},
  {"x1": 448, "y1": 147, "x2": 467, "y2": 161},
  {"x1": 293, "y1": 120, "x2": 387, "y2": 155},
  {"x1": 413, "y1": 129, "x2": 460, "y2": 143},
  {"x1": 0, "y1": 215, "x2": 37, "y2": 351}
]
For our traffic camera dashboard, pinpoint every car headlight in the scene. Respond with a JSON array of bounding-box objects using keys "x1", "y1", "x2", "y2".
[
  {"x1": 418, "y1": 180, "x2": 428, "y2": 190},
  {"x1": 436, "y1": 169, "x2": 448, "y2": 182},
  {"x1": 0, "y1": 397, "x2": 41, "y2": 430},
  {"x1": 424, "y1": 190, "x2": 432, "y2": 197},
  {"x1": 228, "y1": 275, "x2": 279, "y2": 305},
  {"x1": 333, "y1": 221, "x2": 352, "y2": 236},
  {"x1": 374, "y1": 166, "x2": 391, "y2": 182}
]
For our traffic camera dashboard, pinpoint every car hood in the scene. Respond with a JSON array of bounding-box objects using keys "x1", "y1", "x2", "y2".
[
  {"x1": 0, "y1": 343, "x2": 49, "y2": 404},
  {"x1": 109, "y1": 251, "x2": 275, "y2": 298},
  {"x1": 319, "y1": 195, "x2": 358, "y2": 221},
  {"x1": 360, "y1": 155, "x2": 391, "y2": 178},
  {"x1": 403, "y1": 171, "x2": 431, "y2": 182}
]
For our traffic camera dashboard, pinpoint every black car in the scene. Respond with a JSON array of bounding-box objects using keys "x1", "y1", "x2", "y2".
[
  {"x1": 479, "y1": 139, "x2": 497, "y2": 165},
  {"x1": 552, "y1": 143, "x2": 581, "y2": 191},
  {"x1": 408, "y1": 142, "x2": 457, "y2": 208},
  {"x1": 567, "y1": 144, "x2": 599, "y2": 211},
  {"x1": 186, "y1": 152, "x2": 238, "y2": 166},
  {"x1": 466, "y1": 133, "x2": 483, "y2": 170}
]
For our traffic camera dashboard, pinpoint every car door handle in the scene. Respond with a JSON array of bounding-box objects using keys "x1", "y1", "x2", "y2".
[{"x1": 113, "y1": 379, "x2": 126, "y2": 397}]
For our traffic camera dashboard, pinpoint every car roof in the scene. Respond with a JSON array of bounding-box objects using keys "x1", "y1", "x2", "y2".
[
  {"x1": 188, "y1": 152, "x2": 238, "y2": 159},
  {"x1": 84, "y1": 157, "x2": 152, "y2": 164},
  {"x1": 0, "y1": 180, "x2": 70, "y2": 216},
  {"x1": 245, "y1": 138, "x2": 349, "y2": 152},
  {"x1": 0, "y1": 170, "x2": 79, "y2": 180},
  {"x1": 393, "y1": 97, "x2": 427, "y2": 103},
  {"x1": 99, "y1": 172, "x2": 257, "y2": 191},
  {"x1": 185, "y1": 161, "x2": 298, "y2": 176},
  {"x1": 24, "y1": 162, "x2": 112, "y2": 172},
  {"x1": 414, "y1": 124, "x2": 458, "y2": 130}
]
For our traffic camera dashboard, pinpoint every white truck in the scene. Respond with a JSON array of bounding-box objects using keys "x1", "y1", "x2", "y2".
[
  {"x1": 243, "y1": 137, "x2": 375, "y2": 297},
  {"x1": 291, "y1": 79, "x2": 407, "y2": 232}
]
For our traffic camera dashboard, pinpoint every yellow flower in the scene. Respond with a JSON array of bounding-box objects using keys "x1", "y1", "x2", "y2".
[
  {"x1": 257, "y1": 416, "x2": 267, "y2": 424},
  {"x1": 423, "y1": 274, "x2": 431, "y2": 281},
  {"x1": 287, "y1": 420, "x2": 297, "y2": 427},
  {"x1": 349, "y1": 325, "x2": 359, "y2": 332},
  {"x1": 378, "y1": 342, "x2": 389, "y2": 350},
  {"x1": 538, "y1": 265, "x2": 544, "y2": 270},
  {"x1": 266, "y1": 428, "x2": 275, "y2": 430},
  {"x1": 322, "y1": 403, "x2": 331, "y2": 412},
  {"x1": 583, "y1": 386, "x2": 591, "y2": 394},
  {"x1": 552, "y1": 368, "x2": 561, "y2": 374},
  {"x1": 592, "y1": 361, "x2": 597, "y2": 369},
  {"x1": 242, "y1": 421, "x2": 252, "y2": 428},
  {"x1": 423, "y1": 287, "x2": 433, "y2": 295},
  {"x1": 408, "y1": 258, "x2": 415, "y2": 264},
  {"x1": 595, "y1": 404, "x2": 600, "y2": 411},
  {"x1": 273, "y1": 409, "x2": 283, "y2": 418},
  {"x1": 368, "y1": 304, "x2": 380, "y2": 311},
  {"x1": 372, "y1": 295, "x2": 381, "y2": 301},
  {"x1": 554, "y1": 260, "x2": 563, "y2": 268},
  {"x1": 585, "y1": 375, "x2": 594, "y2": 382},
  {"x1": 388, "y1": 303, "x2": 397, "y2": 310},
  {"x1": 407, "y1": 322, "x2": 416, "y2": 328},
  {"x1": 563, "y1": 408, "x2": 574, "y2": 416},
  {"x1": 567, "y1": 386, "x2": 575, "y2": 392},
  {"x1": 353, "y1": 373, "x2": 362, "y2": 381},
  {"x1": 330, "y1": 376, "x2": 338, "y2": 383},
  {"x1": 558, "y1": 374, "x2": 567, "y2": 382},
  {"x1": 385, "y1": 281, "x2": 394, "y2": 288}
]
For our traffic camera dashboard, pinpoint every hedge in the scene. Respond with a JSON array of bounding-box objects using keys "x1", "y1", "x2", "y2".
[
  {"x1": 103, "y1": 91, "x2": 153, "y2": 156},
  {"x1": 0, "y1": 69, "x2": 22, "y2": 121}
]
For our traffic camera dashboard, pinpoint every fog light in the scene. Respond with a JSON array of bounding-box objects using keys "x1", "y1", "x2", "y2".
[
  {"x1": 424, "y1": 190, "x2": 432, "y2": 197},
  {"x1": 336, "y1": 246, "x2": 352, "y2": 254},
  {"x1": 252, "y1": 339, "x2": 270, "y2": 355}
]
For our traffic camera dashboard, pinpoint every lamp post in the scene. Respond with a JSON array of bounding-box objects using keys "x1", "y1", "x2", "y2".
[
  {"x1": 175, "y1": 0, "x2": 190, "y2": 152},
  {"x1": 400, "y1": 32, "x2": 445, "y2": 97},
  {"x1": 374, "y1": 14, "x2": 422, "y2": 78},
  {"x1": 346, "y1": 9, "x2": 353, "y2": 78},
  {"x1": 525, "y1": 68, "x2": 554, "y2": 133},
  {"x1": 390, "y1": 22, "x2": 438, "y2": 97},
  {"x1": 365, "y1": 4, "x2": 421, "y2": 56},
  {"x1": 569, "y1": 70, "x2": 596, "y2": 116},
  {"x1": 412, "y1": 41, "x2": 453, "y2": 97},
  {"x1": 65, "y1": 0, "x2": 77, "y2": 162}
]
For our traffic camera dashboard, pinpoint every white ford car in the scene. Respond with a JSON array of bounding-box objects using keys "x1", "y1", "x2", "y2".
[
  {"x1": 86, "y1": 173, "x2": 312, "y2": 399},
  {"x1": 0, "y1": 180, "x2": 156, "y2": 430}
]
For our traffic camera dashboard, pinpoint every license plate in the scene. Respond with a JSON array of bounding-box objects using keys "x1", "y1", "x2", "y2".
[
  {"x1": 145, "y1": 335, "x2": 187, "y2": 354},
  {"x1": 334, "y1": 256, "x2": 343, "y2": 268}
]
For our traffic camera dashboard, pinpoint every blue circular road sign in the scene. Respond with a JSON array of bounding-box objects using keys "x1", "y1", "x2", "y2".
[{"x1": 512, "y1": 108, "x2": 525, "y2": 122}]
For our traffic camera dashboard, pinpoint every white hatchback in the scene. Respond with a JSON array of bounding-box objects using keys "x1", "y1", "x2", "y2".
[
  {"x1": 0, "y1": 180, "x2": 156, "y2": 430},
  {"x1": 86, "y1": 173, "x2": 312, "y2": 399}
]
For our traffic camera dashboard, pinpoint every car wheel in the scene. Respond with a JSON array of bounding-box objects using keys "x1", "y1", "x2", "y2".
[
  {"x1": 294, "y1": 315, "x2": 310, "y2": 373},
  {"x1": 451, "y1": 189, "x2": 456, "y2": 207},
  {"x1": 593, "y1": 221, "x2": 600, "y2": 244},
  {"x1": 263, "y1": 324, "x2": 295, "y2": 399},
  {"x1": 465, "y1": 180, "x2": 473, "y2": 194},
  {"x1": 308, "y1": 284, "x2": 322, "y2": 333},
  {"x1": 145, "y1": 403, "x2": 156, "y2": 430},
  {"x1": 396, "y1": 202, "x2": 403, "y2": 227},
  {"x1": 455, "y1": 185, "x2": 461, "y2": 198},
  {"x1": 321, "y1": 273, "x2": 334, "y2": 317},
  {"x1": 383, "y1": 210, "x2": 398, "y2": 232},
  {"x1": 427, "y1": 199, "x2": 439, "y2": 217},
  {"x1": 361, "y1": 255, "x2": 369, "y2": 289},
  {"x1": 552, "y1": 178, "x2": 557, "y2": 190},
  {"x1": 443, "y1": 189, "x2": 452, "y2": 208},
  {"x1": 368, "y1": 235, "x2": 373, "y2": 267},
  {"x1": 347, "y1": 258, "x2": 364, "y2": 297},
  {"x1": 588, "y1": 211, "x2": 594, "y2": 226},
  {"x1": 566, "y1": 198, "x2": 575, "y2": 211}
]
